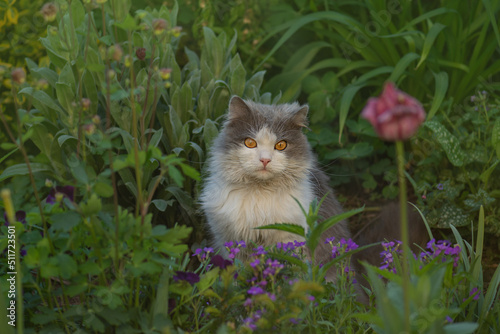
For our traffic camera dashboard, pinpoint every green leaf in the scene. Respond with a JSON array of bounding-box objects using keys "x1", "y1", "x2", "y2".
[
  {"x1": 57, "y1": 253, "x2": 78, "y2": 279},
  {"x1": 338, "y1": 84, "x2": 364, "y2": 142},
  {"x1": 114, "y1": 13, "x2": 137, "y2": 30},
  {"x1": 479, "y1": 160, "x2": 499, "y2": 185},
  {"x1": 203, "y1": 119, "x2": 219, "y2": 149},
  {"x1": 168, "y1": 165, "x2": 184, "y2": 187},
  {"x1": 255, "y1": 223, "x2": 305, "y2": 237},
  {"x1": 424, "y1": 121, "x2": 466, "y2": 167},
  {"x1": 81, "y1": 194, "x2": 102, "y2": 217},
  {"x1": 50, "y1": 211, "x2": 81, "y2": 232},
  {"x1": 308, "y1": 206, "x2": 364, "y2": 254},
  {"x1": 197, "y1": 268, "x2": 220, "y2": 293},
  {"x1": 18, "y1": 87, "x2": 64, "y2": 115},
  {"x1": 180, "y1": 164, "x2": 200, "y2": 181},
  {"x1": 0, "y1": 163, "x2": 51, "y2": 182},
  {"x1": 443, "y1": 323, "x2": 479, "y2": 334},
  {"x1": 388, "y1": 52, "x2": 419, "y2": 83},
  {"x1": 153, "y1": 268, "x2": 171, "y2": 317},
  {"x1": 492, "y1": 118, "x2": 500, "y2": 159},
  {"x1": 427, "y1": 72, "x2": 449, "y2": 120},
  {"x1": 416, "y1": 23, "x2": 446, "y2": 69},
  {"x1": 94, "y1": 182, "x2": 115, "y2": 198}
]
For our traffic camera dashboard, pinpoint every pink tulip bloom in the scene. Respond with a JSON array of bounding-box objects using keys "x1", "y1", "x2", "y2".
[{"x1": 361, "y1": 82, "x2": 426, "y2": 141}]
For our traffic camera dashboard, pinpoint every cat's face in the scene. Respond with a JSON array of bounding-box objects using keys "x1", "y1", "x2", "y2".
[{"x1": 210, "y1": 97, "x2": 313, "y2": 186}]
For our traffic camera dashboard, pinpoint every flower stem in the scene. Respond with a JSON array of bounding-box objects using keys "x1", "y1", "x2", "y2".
[{"x1": 395, "y1": 140, "x2": 410, "y2": 332}]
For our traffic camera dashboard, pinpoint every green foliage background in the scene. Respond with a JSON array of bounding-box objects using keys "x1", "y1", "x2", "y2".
[{"x1": 0, "y1": 0, "x2": 499, "y2": 332}]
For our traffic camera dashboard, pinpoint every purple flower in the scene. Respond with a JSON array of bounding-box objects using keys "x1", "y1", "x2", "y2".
[
  {"x1": 446, "y1": 316, "x2": 453, "y2": 323},
  {"x1": 248, "y1": 286, "x2": 265, "y2": 295},
  {"x1": 243, "y1": 317, "x2": 257, "y2": 331},
  {"x1": 237, "y1": 240, "x2": 247, "y2": 248},
  {"x1": 210, "y1": 255, "x2": 233, "y2": 269},
  {"x1": 250, "y1": 259, "x2": 260, "y2": 268},
  {"x1": 290, "y1": 318, "x2": 302, "y2": 325},
  {"x1": 325, "y1": 237, "x2": 335, "y2": 244},
  {"x1": 361, "y1": 82, "x2": 426, "y2": 141},
  {"x1": 193, "y1": 248, "x2": 203, "y2": 257},
  {"x1": 252, "y1": 246, "x2": 267, "y2": 256},
  {"x1": 228, "y1": 247, "x2": 240, "y2": 259},
  {"x1": 46, "y1": 186, "x2": 75, "y2": 204},
  {"x1": 173, "y1": 271, "x2": 200, "y2": 285},
  {"x1": 437, "y1": 183, "x2": 444, "y2": 190},
  {"x1": 330, "y1": 238, "x2": 359, "y2": 259},
  {"x1": 4, "y1": 210, "x2": 26, "y2": 225},
  {"x1": 224, "y1": 241, "x2": 234, "y2": 248},
  {"x1": 465, "y1": 287, "x2": 480, "y2": 301},
  {"x1": 267, "y1": 293, "x2": 276, "y2": 301},
  {"x1": 244, "y1": 298, "x2": 252, "y2": 307}
]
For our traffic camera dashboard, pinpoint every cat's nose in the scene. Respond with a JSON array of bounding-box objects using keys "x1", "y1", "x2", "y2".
[{"x1": 260, "y1": 158, "x2": 271, "y2": 168}]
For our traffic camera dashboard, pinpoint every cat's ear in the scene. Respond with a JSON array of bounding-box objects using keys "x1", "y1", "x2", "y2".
[
  {"x1": 293, "y1": 105, "x2": 310, "y2": 129},
  {"x1": 228, "y1": 96, "x2": 252, "y2": 120}
]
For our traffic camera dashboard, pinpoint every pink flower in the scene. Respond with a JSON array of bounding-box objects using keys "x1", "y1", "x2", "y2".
[{"x1": 361, "y1": 82, "x2": 426, "y2": 141}]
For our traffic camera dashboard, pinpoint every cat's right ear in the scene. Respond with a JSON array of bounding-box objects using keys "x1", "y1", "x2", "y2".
[{"x1": 228, "y1": 96, "x2": 251, "y2": 121}]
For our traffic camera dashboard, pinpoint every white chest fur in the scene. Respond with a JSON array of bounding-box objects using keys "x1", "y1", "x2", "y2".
[{"x1": 202, "y1": 177, "x2": 313, "y2": 252}]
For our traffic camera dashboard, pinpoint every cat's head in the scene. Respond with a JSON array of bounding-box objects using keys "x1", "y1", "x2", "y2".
[{"x1": 210, "y1": 96, "x2": 313, "y2": 187}]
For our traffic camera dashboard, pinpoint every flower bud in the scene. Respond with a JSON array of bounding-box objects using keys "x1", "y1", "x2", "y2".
[
  {"x1": 84, "y1": 123, "x2": 96, "y2": 135},
  {"x1": 81, "y1": 98, "x2": 91, "y2": 110},
  {"x1": 124, "y1": 55, "x2": 133, "y2": 67},
  {"x1": 107, "y1": 69, "x2": 116, "y2": 80},
  {"x1": 45, "y1": 179, "x2": 54, "y2": 188},
  {"x1": 11, "y1": 68, "x2": 26, "y2": 85},
  {"x1": 41, "y1": 2, "x2": 58, "y2": 22},
  {"x1": 107, "y1": 44, "x2": 123, "y2": 62},
  {"x1": 136, "y1": 47, "x2": 146, "y2": 61},
  {"x1": 171, "y1": 26, "x2": 182, "y2": 38},
  {"x1": 152, "y1": 18, "x2": 167, "y2": 36},
  {"x1": 164, "y1": 81, "x2": 171, "y2": 89},
  {"x1": 92, "y1": 115, "x2": 101, "y2": 124},
  {"x1": 159, "y1": 68, "x2": 172, "y2": 80},
  {"x1": 49, "y1": 26, "x2": 58, "y2": 35},
  {"x1": 1, "y1": 189, "x2": 15, "y2": 225},
  {"x1": 361, "y1": 82, "x2": 426, "y2": 141},
  {"x1": 36, "y1": 79, "x2": 49, "y2": 90}
]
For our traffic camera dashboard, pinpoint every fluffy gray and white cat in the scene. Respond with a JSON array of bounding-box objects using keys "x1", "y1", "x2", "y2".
[{"x1": 200, "y1": 96, "x2": 351, "y2": 269}]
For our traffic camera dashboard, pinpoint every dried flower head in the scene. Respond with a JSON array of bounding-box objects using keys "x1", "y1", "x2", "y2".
[
  {"x1": 41, "y1": 3, "x2": 58, "y2": 22},
  {"x1": 152, "y1": 18, "x2": 168, "y2": 35},
  {"x1": 11, "y1": 68, "x2": 26, "y2": 85},
  {"x1": 136, "y1": 47, "x2": 146, "y2": 61}
]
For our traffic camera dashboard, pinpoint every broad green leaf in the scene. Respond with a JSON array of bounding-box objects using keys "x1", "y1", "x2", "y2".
[
  {"x1": 70, "y1": 0, "x2": 85, "y2": 29},
  {"x1": 50, "y1": 211, "x2": 81, "y2": 232},
  {"x1": 0, "y1": 163, "x2": 51, "y2": 182},
  {"x1": 113, "y1": 13, "x2": 137, "y2": 30},
  {"x1": 18, "y1": 87, "x2": 64, "y2": 115},
  {"x1": 443, "y1": 323, "x2": 479, "y2": 334},
  {"x1": 424, "y1": 121, "x2": 466, "y2": 166},
  {"x1": 203, "y1": 119, "x2": 219, "y2": 149},
  {"x1": 427, "y1": 71, "x2": 449, "y2": 120},
  {"x1": 197, "y1": 268, "x2": 220, "y2": 293}
]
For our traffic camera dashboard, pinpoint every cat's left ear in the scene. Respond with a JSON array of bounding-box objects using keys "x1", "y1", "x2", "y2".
[
  {"x1": 228, "y1": 96, "x2": 251, "y2": 121},
  {"x1": 293, "y1": 105, "x2": 310, "y2": 130}
]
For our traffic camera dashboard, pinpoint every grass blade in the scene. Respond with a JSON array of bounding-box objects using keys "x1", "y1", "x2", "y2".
[
  {"x1": 472, "y1": 206, "x2": 485, "y2": 283},
  {"x1": 416, "y1": 23, "x2": 446, "y2": 69},
  {"x1": 427, "y1": 71, "x2": 449, "y2": 120}
]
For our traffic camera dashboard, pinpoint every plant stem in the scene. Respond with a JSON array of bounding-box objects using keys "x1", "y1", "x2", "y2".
[{"x1": 395, "y1": 140, "x2": 410, "y2": 333}]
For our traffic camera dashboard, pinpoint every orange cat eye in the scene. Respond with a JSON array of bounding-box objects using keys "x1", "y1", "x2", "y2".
[
  {"x1": 275, "y1": 140, "x2": 287, "y2": 151},
  {"x1": 244, "y1": 138, "x2": 257, "y2": 148}
]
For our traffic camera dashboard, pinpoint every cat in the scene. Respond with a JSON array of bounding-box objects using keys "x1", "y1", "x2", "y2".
[{"x1": 200, "y1": 96, "x2": 352, "y2": 276}]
